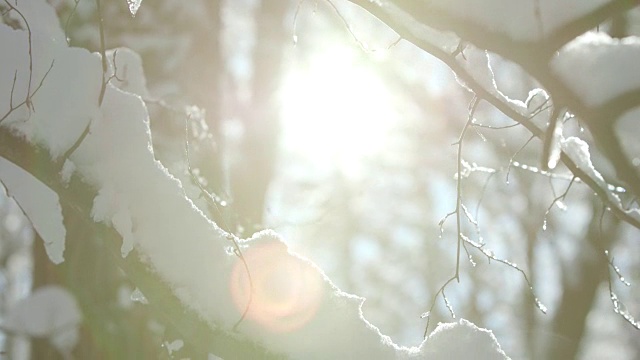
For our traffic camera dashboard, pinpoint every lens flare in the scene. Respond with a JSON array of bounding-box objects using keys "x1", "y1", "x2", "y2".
[{"x1": 230, "y1": 241, "x2": 323, "y2": 333}]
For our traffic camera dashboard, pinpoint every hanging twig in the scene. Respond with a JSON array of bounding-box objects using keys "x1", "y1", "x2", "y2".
[
  {"x1": 96, "y1": 0, "x2": 108, "y2": 106},
  {"x1": 183, "y1": 117, "x2": 254, "y2": 331}
]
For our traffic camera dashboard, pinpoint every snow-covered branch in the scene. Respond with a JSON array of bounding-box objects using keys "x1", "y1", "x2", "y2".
[
  {"x1": 0, "y1": 126, "x2": 281, "y2": 359},
  {"x1": 344, "y1": 0, "x2": 640, "y2": 230},
  {"x1": 0, "y1": 1, "x2": 511, "y2": 358}
]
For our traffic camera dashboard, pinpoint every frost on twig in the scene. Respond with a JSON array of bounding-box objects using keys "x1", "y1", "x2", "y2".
[
  {"x1": 126, "y1": 0, "x2": 143, "y2": 17},
  {"x1": 604, "y1": 250, "x2": 640, "y2": 330},
  {"x1": 426, "y1": 95, "x2": 546, "y2": 338}
]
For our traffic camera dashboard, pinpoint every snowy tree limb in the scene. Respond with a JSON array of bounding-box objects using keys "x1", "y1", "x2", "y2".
[
  {"x1": 343, "y1": 0, "x2": 640, "y2": 230},
  {"x1": 0, "y1": 127, "x2": 283, "y2": 359}
]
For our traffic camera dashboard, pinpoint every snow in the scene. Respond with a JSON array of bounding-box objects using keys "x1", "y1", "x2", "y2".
[
  {"x1": 419, "y1": 319, "x2": 509, "y2": 360},
  {"x1": 560, "y1": 137, "x2": 606, "y2": 188},
  {"x1": 60, "y1": 159, "x2": 75, "y2": 185},
  {"x1": 376, "y1": 1, "x2": 459, "y2": 53},
  {"x1": 163, "y1": 339, "x2": 184, "y2": 355},
  {"x1": 130, "y1": 287, "x2": 149, "y2": 304},
  {"x1": 127, "y1": 0, "x2": 144, "y2": 17},
  {"x1": 427, "y1": 0, "x2": 610, "y2": 41},
  {"x1": 0, "y1": 0, "x2": 510, "y2": 358},
  {"x1": 552, "y1": 32, "x2": 640, "y2": 107},
  {"x1": 453, "y1": 48, "x2": 494, "y2": 95},
  {"x1": 561, "y1": 136, "x2": 640, "y2": 221},
  {"x1": 0, "y1": 157, "x2": 65, "y2": 264},
  {"x1": 2, "y1": 285, "x2": 82, "y2": 357},
  {"x1": 0, "y1": 19, "x2": 101, "y2": 159},
  {"x1": 105, "y1": 47, "x2": 150, "y2": 98}
]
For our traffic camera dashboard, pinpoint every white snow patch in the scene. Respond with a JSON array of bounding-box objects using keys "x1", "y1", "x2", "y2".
[
  {"x1": 105, "y1": 47, "x2": 150, "y2": 98},
  {"x1": 59, "y1": 159, "x2": 75, "y2": 185},
  {"x1": 455, "y1": 48, "x2": 495, "y2": 95},
  {"x1": 0, "y1": 20, "x2": 101, "y2": 158},
  {"x1": 524, "y1": 88, "x2": 550, "y2": 111},
  {"x1": 0, "y1": 157, "x2": 65, "y2": 264},
  {"x1": 552, "y1": 32, "x2": 640, "y2": 107},
  {"x1": 164, "y1": 339, "x2": 184, "y2": 355},
  {"x1": 126, "y1": 0, "x2": 143, "y2": 17},
  {"x1": 130, "y1": 287, "x2": 149, "y2": 304},
  {"x1": 561, "y1": 136, "x2": 640, "y2": 221},
  {"x1": 561, "y1": 136, "x2": 605, "y2": 183},
  {"x1": 3, "y1": 285, "x2": 82, "y2": 356},
  {"x1": 429, "y1": 0, "x2": 610, "y2": 41},
  {"x1": 419, "y1": 319, "x2": 509, "y2": 360}
]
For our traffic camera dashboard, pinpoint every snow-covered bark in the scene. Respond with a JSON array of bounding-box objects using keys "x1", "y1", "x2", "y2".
[{"x1": 0, "y1": 1, "x2": 509, "y2": 358}]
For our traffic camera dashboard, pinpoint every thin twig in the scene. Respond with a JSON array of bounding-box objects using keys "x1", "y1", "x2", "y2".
[
  {"x1": 460, "y1": 234, "x2": 547, "y2": 314},
  {"x1": 542, "y1": 176, "x2": 576, "y2": 230},
  {"x1": 96, "y1": 0, "x2": 108, "y2": 106},
  {"x1": 3, "y1": 0, "x2": 33, "y2": 112},
  {"x1": 324, "y1": 0, "x2": 401, "y2": 52},
  {"x1": 64, "y1": 0, "x2": 82, "y2": 45},
  {"x1": 422, "y1": 275, "x2": 457, "y2": 338},
  {"x1": 453, "y1": 96, "x2": 479, "y2": 281},
  {"x1": 596, "y1": 207, "x2": 640, "y2": 329},
  {"x1": 0, "y1": 60, "x2": 55, "y2": 125},
  {"x1": 183, "y1": 117, "x2": 254, "y2": 331},
  {"x1": 292, "y1": 0, "x2": 305, "y2": 44},
  {"x1": 506, "y1": 135, "x2": 535, "y2": 184}
]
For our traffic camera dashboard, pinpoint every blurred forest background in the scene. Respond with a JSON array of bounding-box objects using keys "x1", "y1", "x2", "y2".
[{"x1": 1, "y1": 0, "x2": 639, "y2": 359}]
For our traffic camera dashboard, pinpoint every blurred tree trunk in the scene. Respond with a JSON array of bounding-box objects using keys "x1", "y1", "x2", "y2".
[
  {"x1": 231, "y1": 0, "x2": 289, "y2": 235},
  {"x1": 543, "y1": 203, "x2": 614, "y2": 360},
  {"x1": 180, "y1": 0, "x2": 225, "y2": 196},
  {"x1": 31, "y1": 202, "x2": 161, "y2": 359},
  {"x1": 31, "y1": 235, "x2": 63, "y2": 360}
]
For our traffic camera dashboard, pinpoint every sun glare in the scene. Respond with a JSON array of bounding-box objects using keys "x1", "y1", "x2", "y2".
[{"x1": 280, "y1": 46, "x2": 398, "y2": 177}]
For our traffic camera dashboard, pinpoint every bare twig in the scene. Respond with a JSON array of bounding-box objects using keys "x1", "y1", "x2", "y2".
[
  {"x1": 96, "y1": 0, "x2": 108, "y2": 106},
  {"x1": 183, "y1": 117, "x2": 254, "y2": 331},
  {"x1": 0, "y1": 48, "x2": 55, "y2": 124},
  {"x1": 460, "y1": 234, "x2": 547, "y2": 315},
  {"x1": 2, "y1": 0, "x2": 33, "y2": 113},
  {"x1": 292, "y1": 0, "x2": 305, "y2": 44},
  {"x1": 597, "y1": 208, "x2": 640, "y2": 330},
  {"x1": 64, "y1": 0, "x2": 82, "y2": 45},
  {"x1": 106, "y1": 49, "x2": 126, "y2": 84},
  {"x1": 452, "y1": 96, "x2": 479, "y2": 281},
  {"x1": 542, "y1": 176, "x2": 576, "y2": 230},
  {"x1": 323, "y1": 0, "x2": 401, "y2": 52},
  {"x1": 61, "y1": 119, "x2": 91, "y2": 162},
  {"x1": 506, "y1": 135, "x2": 535, "y2": 184},
  {"x1": 422, "y1": 275, "x2": 457, "y2": 338}
]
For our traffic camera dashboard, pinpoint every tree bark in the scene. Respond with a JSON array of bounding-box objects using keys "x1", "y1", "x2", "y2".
[
  {"x1": 543, "y1": 204, "x2": 613, "y2": 360},
  {"x1": 231, "y1": 0, "x2": 289, "y2": 235}
]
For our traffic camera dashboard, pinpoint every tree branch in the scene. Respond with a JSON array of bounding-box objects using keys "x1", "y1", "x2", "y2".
[
  {"x1": 0, "y1": 127, "x2": 284, "y2": 360},
  {"x1": 343, "y1": 0, "x2": 640, "y2": 230}
]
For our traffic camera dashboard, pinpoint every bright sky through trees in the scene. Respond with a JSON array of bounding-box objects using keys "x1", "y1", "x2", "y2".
[{"x1": 279, "y1": 44, "x2": 398, "y2": 178}]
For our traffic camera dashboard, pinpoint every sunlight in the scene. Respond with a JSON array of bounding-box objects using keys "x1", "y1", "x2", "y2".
[{"x1": 279, "y1": 45, "x2": 398, "y2": 177}]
